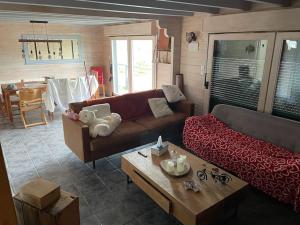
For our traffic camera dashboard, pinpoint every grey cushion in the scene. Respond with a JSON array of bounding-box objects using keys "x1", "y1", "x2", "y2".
[{"x1": 212, "y1": 104, "x2": 300, "y2": 153}]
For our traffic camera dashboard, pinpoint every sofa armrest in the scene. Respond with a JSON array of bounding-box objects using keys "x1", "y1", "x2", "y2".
[
  {"x1": 62, "y1": 113, "x2": 91, "y2": 162},
  {"x1": 172, "y1": 100, "x2": 195, "y2": 116}
]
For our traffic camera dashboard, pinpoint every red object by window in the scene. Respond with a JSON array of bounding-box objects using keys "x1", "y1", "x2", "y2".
[{"x1": 91, "y1": 66, "x2": 104, "y2": 84}]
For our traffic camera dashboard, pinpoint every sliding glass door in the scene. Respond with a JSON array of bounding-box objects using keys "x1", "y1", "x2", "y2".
[
  {"x1": 204, "y1": 33, "x2": 275, "y2": 113},
  {"x1": 131, "y1": 40, "x2": 154, "y2": 92},
  {"x1": 111, "y1": 40, "x2": 129, "y2": 95},
  {"x1": 265, "y1": 32, "x2": 300, "y2": 121},
  {"x1": 111, "y1": 37, "x2": 155, "y2": 95}
]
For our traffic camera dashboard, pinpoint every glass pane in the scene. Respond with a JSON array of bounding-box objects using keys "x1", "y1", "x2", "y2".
[
  {"x1": 131, "y1": 40, "x2": 153, "y2": 92},
  {"x1": 62, "y1": 40, "x2": 73, "y2": 59},
  {"x1": 28, "y1": 42, "x2": 36, "y2": 60},
  {"x1": 36, "y1": 42, "x2": 48, "y2": 60},
  {"x1": 50, "y1": 42, "x2": 61, "y2": 60},
  {"x1": 273, "y1": 40, "x2": 300, "y2": 121},
  {"x1": 72, "y1": 40, "x2": 80, "y2": 59},
  {"x1": 112, "y1": 40, "x2": 129, "y2": 95},
  {"x1": 210, "y1": 40, "x2": 268, "y2": 111}
]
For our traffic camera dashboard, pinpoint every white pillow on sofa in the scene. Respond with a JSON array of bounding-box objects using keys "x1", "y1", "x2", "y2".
[
  {"x1": 148, "y1": 98, "x2": 173, "y2": 118},
  {"x1": 83, "y1": 103, "x2": 111, "y2": 118},
  {"x1": 162, "y1": 85, "x2": 186, "y2": 103}
]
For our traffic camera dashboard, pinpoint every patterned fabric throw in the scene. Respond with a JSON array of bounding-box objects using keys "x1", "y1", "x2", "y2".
[{"x1": 183, "y1": 114, "x2": 300, "y2": 212}]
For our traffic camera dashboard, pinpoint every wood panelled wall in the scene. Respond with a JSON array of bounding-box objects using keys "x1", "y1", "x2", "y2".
[
  {"x1": 180, "y1": 7, "x2": 300, "y2": 114},
  {"x1": 0, "y1": 22, "x2": 104, "y2": 84},
  {"x1": 180, "y1": 16, "x2": 208, "y2": 114}
]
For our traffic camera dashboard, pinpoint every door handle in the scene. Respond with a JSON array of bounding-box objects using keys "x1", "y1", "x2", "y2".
[{"x1": 204, "y1": 73, "x2": 209, "y2": 89}]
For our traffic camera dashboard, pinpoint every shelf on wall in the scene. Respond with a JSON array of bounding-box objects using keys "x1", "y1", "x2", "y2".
[
  {"x1": 157, "y1": 62, "x2": 171, "y2": 65},
  {"x1": 157, "y1": 49, "x2": 171, "y2": 52}
]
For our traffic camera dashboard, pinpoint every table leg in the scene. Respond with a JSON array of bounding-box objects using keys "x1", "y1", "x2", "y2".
[
  {"x1": 4, "y1": 93, "x2": 13, "y2": 123},
  {"x1": 48, "y1": 111, "x2": 54, "y2": 120},
  {"x1": 127, "y1": 175, "x2": 132, "y2": 184}
]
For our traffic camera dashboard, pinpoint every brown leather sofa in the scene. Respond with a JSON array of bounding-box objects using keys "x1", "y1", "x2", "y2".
[{"x1": 62, "y1": 89, "x2": 194, "y2": 168}]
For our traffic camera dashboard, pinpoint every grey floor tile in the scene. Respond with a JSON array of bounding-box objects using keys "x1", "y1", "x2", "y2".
[
  {"x1": 81, "y1": 214, "x2": 101, "y2": 225},
  {"x1": 74, "y1": 174, "x2": 107, "y2": 195},
  {"x1": 96, "y1": 205, "x2": 134, "y2": 225},
  {"x1": 10, "y1": 172, "x2": 40, "y2": 194},
  {"x1": 91, "y1": 158, "x2": 118, "y2": 176},
  {"x1": 79, "y1": 198, "x2": 94, "y2": 220},
  {"x1": 137, "y1": 207, "x2": 180, "y2": 225},
  {"x1": 108, "y1": 155, "x2": 122, "y2": 168},
  {"x1": 100, "y1": 169, "x2": 126, "y2": 189},
  {"x1": 124, "y1": 219, "x2": 141, "y2": 225},
  {"x1": 83, "y1": 188, "x2": 120, "y2": 214}
]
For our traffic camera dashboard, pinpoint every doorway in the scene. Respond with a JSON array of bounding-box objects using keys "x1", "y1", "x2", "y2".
[{"x1": 111, "y1": 36, "x2": 155, "y2": 95}]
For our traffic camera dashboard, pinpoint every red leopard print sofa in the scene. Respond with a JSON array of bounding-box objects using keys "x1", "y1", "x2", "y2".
[{"x1": 183, "y1": 104, "x2": 300, "y2": 212}]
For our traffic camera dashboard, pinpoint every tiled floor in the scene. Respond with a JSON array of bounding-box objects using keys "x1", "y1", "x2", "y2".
[{"x1": 1, "y1": 112, "x2": 300, "y2": 225}]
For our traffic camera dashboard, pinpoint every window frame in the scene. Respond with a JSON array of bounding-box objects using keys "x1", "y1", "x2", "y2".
[
  {"x1": 22, "y1": 34, "x2": 83, "y2": 65},
  {"x1": 264, "y1": 32, "x2": 300, "y2": 115},
  {"x1": 204, "y1": 32, "x2": 276, "y2": 114},
  {"x1": 110, "y1": 36, "x2": 156, "y2": 95}
]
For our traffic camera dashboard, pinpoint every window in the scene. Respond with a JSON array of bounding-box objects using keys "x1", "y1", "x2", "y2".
[
  {"x1": 271, "y1": 39, "x2": 300, "y2": 121},
  {"x1": 205, "y1": 32, "x2": 300, "y2": 122},
  {"x1": 111, "y1": 37, "x2": 155, "y2": 95},
  {"x1": 209, "y1": 39, "x2": 268, "y2": 111},
  {"x1": 204, "y1": 33, "x2": 275, "y2": 114},
  {"x1": 22, "y1": 35, "x2": 82, "y2": 64}
]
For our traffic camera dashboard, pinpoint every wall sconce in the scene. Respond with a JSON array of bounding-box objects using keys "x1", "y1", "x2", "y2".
[{"x1": 186, "y1": 32, "x2": 197, "y2": 43}]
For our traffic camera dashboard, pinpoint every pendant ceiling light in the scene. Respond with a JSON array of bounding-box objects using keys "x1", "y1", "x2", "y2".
[{"x1": 19, "y1": 21, "x2": 62, "y2": 60}]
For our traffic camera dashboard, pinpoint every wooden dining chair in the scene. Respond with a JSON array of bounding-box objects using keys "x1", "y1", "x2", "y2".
[
  {"x1": 0, "y1": 94, "x2": 4, "y2": 114},
  {"x1": 18, "y1": 88, "x2": 47, "y2": 128}
]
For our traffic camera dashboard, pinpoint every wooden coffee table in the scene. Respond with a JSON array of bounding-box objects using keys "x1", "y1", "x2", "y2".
[{"x1": 121, "y1": 142, "x2": 249, "y2": 225}]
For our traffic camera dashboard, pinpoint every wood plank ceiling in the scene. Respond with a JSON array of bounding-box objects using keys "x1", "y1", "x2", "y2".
[{"x1": 0, "y1": 0, "x2": 293, "y2": 17}]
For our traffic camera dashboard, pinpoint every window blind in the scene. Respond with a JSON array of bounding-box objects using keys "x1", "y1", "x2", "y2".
[{"x1": 209, "y1": 40, "x2": 267, "y2": 111}]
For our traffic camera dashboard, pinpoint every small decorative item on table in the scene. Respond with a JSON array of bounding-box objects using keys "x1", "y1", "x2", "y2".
[
  {"x1": 196, "y1": 166, "x2": 232, "y2": 185},
  {"x1": 210, "y1": 167, "x2": 232, "y2": 185},
  {"x1": 160, "y1": 154, "x2": 190, "y2": 177},
  {"x1": 151, "y1": 136, "x2": 168, "y2": 156},
  {"x1": 183, "y1": 180, "x2": 200, "y2": 192},
  {"x1": 176, "y1": 155, "x2": 187, "y2": 173}
]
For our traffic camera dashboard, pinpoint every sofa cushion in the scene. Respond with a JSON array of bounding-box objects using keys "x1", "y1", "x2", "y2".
[
  {"x1": 90, "y1": 121, "x2": 147, "y2": 151},
  {"x1": 148, "y1": 98, "x2": 173, "y2": 118},
  {"x1": 135, "y1": 113, "x2": 186, "y2": 131},
  {"x1": 212, "y1": 104, "x2": 300, "y2": 153},
  {"x1": 162, "y1": 85, "x2": 186, "y2": 103}
]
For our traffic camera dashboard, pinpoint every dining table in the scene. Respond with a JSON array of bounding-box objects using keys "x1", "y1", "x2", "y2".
[{"x1": 1, "y1": 81, "x2": 47, "y2": 123}]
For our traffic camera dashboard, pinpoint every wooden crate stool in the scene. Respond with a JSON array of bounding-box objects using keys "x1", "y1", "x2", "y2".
[{"x1": 13, "y1": 191, "x2": 80, "y2": 225}]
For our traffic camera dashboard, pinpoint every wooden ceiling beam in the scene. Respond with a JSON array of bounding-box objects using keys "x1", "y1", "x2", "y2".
[
  {"x1": 244, "y1": 0, "x2": 291, "y2": 6},
  {"x1": 75, "y1": 0, "x2": 219, "y2": 14},
  {"x1": 156, "y1": 0, "x2": 252, "y2": 10},
  {"x1": 0, "y1": 0, "x2": 196, "y2": 16}
]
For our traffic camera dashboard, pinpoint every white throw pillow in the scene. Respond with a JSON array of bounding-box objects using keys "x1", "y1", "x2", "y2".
[
  {"x1": 83, "y1": 103, "x2": 111, "y2": 118},
  {"x1": 162, "y1": 85, "x2": 186, "y2": 103},
  {"x1": 148, "y1": 98, "x2": 173, "y2": 118}
]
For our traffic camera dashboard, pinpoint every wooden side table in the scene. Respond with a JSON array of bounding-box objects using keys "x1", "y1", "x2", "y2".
[{"x1": 13, "y1": 191, "x2": 80, "y2": 225}]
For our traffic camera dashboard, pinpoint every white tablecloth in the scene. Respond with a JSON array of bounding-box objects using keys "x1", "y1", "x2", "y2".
[{"x1": 44, "y1": 76, "x2": 98, "y2": 112}]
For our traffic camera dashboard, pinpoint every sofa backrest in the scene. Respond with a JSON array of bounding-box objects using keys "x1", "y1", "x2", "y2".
[
  {"x1": 212, "y1": 104, "x2": 300, "y2": 153},
  {"x1": 70, "y1": 89, "x2": 165, "y2": 120}
]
